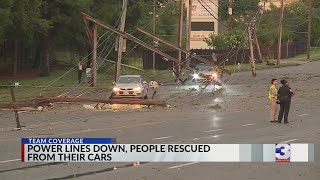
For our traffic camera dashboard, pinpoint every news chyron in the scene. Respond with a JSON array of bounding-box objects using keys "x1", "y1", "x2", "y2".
[{"x1": 21, "y1": 138, "x2": 311, "y2": 163}]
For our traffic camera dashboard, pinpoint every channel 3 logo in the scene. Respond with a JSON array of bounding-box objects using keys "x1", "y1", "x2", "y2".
[{"x1": 275, "y1": 144, "x2": 291, "y2": 162}]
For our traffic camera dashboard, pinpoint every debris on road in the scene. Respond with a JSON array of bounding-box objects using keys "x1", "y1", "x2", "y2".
[{"x1": 34, "y1": 97, "x2": 167, "y2": 107}]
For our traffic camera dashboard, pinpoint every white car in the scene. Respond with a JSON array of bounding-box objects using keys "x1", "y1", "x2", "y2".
[{"x1": 110, "y1": 75, "x2": 148, "y2": 99}]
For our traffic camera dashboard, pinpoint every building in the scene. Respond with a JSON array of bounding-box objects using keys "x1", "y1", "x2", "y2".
[
  {"x1": 259, "y1": 0, "x2": 297, "y2": 11},
  {"x1": 186, "y1": 0, "x2": 219, "y2": 49}
]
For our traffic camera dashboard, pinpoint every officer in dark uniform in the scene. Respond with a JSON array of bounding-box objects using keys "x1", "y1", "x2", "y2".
[{"x1": 277, "y1": 80, "x2": 295, "y2": 123}]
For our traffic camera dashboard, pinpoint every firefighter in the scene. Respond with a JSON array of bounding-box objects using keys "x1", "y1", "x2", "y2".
[
  {"x1": 277, "y1": 80, "x2": 295, "y2": 123},
  {"x1": 268, "y1": 79, "x2": 278, "y2": 122}
]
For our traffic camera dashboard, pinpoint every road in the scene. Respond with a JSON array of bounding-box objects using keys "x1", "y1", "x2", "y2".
[{"x1": 0, "y1": 60, "x2": 320, "y2": 180}]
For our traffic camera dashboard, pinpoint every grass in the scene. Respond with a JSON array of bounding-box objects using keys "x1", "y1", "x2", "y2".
[
  {"x1": 224, "y1": 60, "x2": 300, "y2": 72},
  {"x1": 0, "y1": 69, "x2": 114, "y2": 101}
]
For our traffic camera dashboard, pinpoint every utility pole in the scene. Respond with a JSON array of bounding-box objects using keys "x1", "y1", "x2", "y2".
[
  {"x1": 253, "y1": 24, "x2": 263, "y2": 63},
  {"x1": 9, "y1": 86, "x2": 21, "y2": 129},
  {"x1": 228, "y1": 0, "x2": 233, "y2": 29},
  {"x1": 152, "y1": 0, "x2": 156, "y2": 72},
  {"x1": 277, "y1": 0, "x2": 284, "y2": 65},
  {"x1": 91, "y1": 22, "x2": 97, "y2": 86},
  {"x1": 247, "y1": 22, "x2": 257, "y2": 76},
  {"x1": 186, "y1": 0, "x2": 192, "y2": 66},
  {"x1": 116, "y1": 0, "x2": 128, "y2": 81},
  {"x1": 177, "y1": 0, "x2": 184, "y2": 80},
  {"x1": 307, "y1": 0, "x2": 312, "y2": 59}
]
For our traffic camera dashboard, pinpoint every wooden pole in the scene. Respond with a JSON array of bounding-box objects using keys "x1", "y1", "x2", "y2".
[
  {"x1": 33, "y1": 97, "x2": 167, "y2": 107},
  {"x1": 81, "y1": 13, "x2": 197, "y2": 72},
  {"x1": 116, "y1": 0, "x2": 128, "y2": 81},
  {"x1": 228, "y1": 0, "x2": 233, "y2": 28},
  {"x1": 9, "y1": 87, "x2": 21, "y2": 129},
  {"x1": 307, "y1": 0, "x2": 312, "y2": 59},
  {"x1": 277, "y1": 0, "x2": 284, "y2": 65},
  {"x1": 177, "y1": 0, "x2": 184, "y2": 79},
  {"x1": 136, "y1": 27, "x2": 214, "y2": 66},
  {"x1": 152, "y1": 0, "x2": 156, "y2": 72},
  {"x1": 247, "y1": 22, "x2": 257, "y2": 76},
  {"x1": 91, "y1": 23, "x2": 97, "y2": 86},
  {"x1": 186, "y1": 0, "x2": 192, "y2": 66},
  {"x1": 253, "y1": 25, "x2": 263, "y2": 63}
]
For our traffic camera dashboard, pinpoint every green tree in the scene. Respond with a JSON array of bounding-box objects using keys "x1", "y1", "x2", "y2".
[
  {"x1": 0, "y1": 0, "x2": 13, "y2": 44},
  {"x1": 204, "y1": 29, "x2": 247, "y2": 49}
]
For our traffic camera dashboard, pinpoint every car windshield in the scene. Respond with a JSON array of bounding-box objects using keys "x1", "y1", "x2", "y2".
[
  {"x1": 195, "y1": 64, "x2": 212, "y2": 71},
  {"x1": 117, "y1": 77, "x2": 141, "y2": 84}
]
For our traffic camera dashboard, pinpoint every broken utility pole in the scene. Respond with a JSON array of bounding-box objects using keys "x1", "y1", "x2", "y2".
[
  {"x1": 116, "y1": 0, "x2": 128, "y2": 81},
  {"x1": 91, "y1": 22, "x2": 97, "y2": 86},
  {"x1": 186, "y1": 0, "x2": 192, "y2": 66},
  {"x1": 253, "y1": 24, "x2": 263, "y2": 63},
  {"x1": 34, "y1": 97, "x2": 167, "y2": 107},
  {"x1": 81, "y1": 13, "x2": 197, "y2": 73},
  {"x1": 176, "y1": 0, "x2": 184, "y2": 80},
  {"x1": 307, "y1": 0, "x2": 312, "y2": 59},
  {"x1": 136, "y1": 27, "x2": 214, "y2": 66},
  {"x1": 277, "y1": 0, "x2": 285, "y2": 65},
  {"x1": 247, "y1": 22, "x2": 257, "y2": 76},
  {"x1": 152, "y1": 0, "x2": 156, "y2": 72},
  {"x1": 9, "y1": 86, "x2": 21, "y2": 129}
]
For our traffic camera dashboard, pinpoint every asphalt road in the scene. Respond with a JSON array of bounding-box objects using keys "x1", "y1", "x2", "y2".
[{"x1": 0, "y1": 61, "x2": 320, "y2": 180}]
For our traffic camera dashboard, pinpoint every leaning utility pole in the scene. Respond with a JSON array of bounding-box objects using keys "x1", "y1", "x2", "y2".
[
  {"x1": 186, "y1": 0, "x2": 192, "y2": 66},
  {"x1": 91, "y1": 22, "x2": 97, "y2": 86},
  {"x1": 307, "y1": 0, "x2": 312, "y2": 59},
  {"x1": 177, "y1": 0, "x2": 184, "y2": 80},
  {"x1": 247, "y1": 22, "x2": 257, "y2": 76},
  {"x1": 228, "y1": 0, "x2": 233, "y2": 29},
  {"x1": 116, "y1": 0, "x2": 128, "y2": 81},
  {"x1": 277, "y1": 0, "x2": 285, "y2": 65},
  {"x1": 253, "y1": 24, "x2": 263, "y2": 63},
  {"x1": 152, "y1": 0, "x2": 156, "y2": 72}
]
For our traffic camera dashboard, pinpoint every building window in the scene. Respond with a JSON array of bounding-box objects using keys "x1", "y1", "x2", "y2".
[{"x1": 191, "y1": 22, "x2": 215, "y2": 31}]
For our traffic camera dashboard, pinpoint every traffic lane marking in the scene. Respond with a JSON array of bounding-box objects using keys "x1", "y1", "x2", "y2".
[
  {"x1": 0, "y1": 159, "x2": 20, "y2": 164},
  {"x1": 192, "y1": 135, "x2": 220, "y2": 141},
  {"x1": 203, "y1": 129, "x2": 222, "y2": 133},
  {"x1": 241, "y1": 124, "x2": 254, "y2": 127},
  {"x1": 168, "y1": 162, "x2": 198, "y2": 169},
  {"x1": 299, "y1": 114, "x2": 309, "y2": 117},
  {"x1": 280, "y1": 139, "x2": 299, "y2": 144},
  {"x1": 153, "y1": 136, "x2": 174, "y2": 140},
  {"x1": 0, "y1": 121, "x2": 165, "y2": 142}
]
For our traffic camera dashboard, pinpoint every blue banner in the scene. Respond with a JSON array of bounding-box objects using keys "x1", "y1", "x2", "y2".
[{"x1": 21, "y1": 138, "x2": 115, "y2": 144}]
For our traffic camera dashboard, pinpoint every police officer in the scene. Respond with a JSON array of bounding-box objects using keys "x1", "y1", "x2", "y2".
[
  {"x1": 269, "y1": 79, "x2": 278, "y2": 122},
  {"x1": 277, "y1": 80, "x2": 295, "y2": 123}
]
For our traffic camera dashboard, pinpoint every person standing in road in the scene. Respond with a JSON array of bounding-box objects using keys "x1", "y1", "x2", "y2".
[
  {"x1": 269, "y1": 79, "x2": 278, "y2": 122},
  {"x1": 78, "y1": 60, "x2": 83, "y2": 84},
  {"x1": 277, "y1": 80, "x2": 295, "y2": 123},
  {"x1": 149, "y1": 79, "x2": 160, "y2": 99}
]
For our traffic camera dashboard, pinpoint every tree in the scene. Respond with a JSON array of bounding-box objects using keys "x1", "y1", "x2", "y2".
[
  {"x1": 204, "y1": 29, "x2": 247, "y2": 49},
  {"x1": 3, "y1": 0, "x2": 51, "y2": 75},
  {"x1": 0, "y1": 0, "x2": 13, "y2": 45}
]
